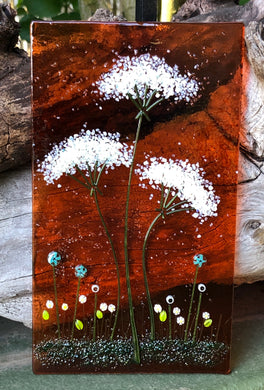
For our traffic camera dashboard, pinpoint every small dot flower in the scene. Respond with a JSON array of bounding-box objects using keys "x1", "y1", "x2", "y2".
[
  {"x1": 202, "y1": 311, "x2": 210, "y2": 319},
  {"x1": 100, "y1": 302, "x2": 108, "y2": 311},
  {"x1": 166, "y1": 295, "x2": 174, "y2": 305},
  {"x1": 198, "y1": 283, "x2": 206, "y2": 293},
  {"x1": 47, "y1": 251, "x2": 61, "y2": 266},
  {"x1": 193, "y1": 254, "x2": 207, "y2": 268},
  {"x1": 91, "y1": 284, "x2": 99, "y2": 293},
  {"x1": 79, "y1": 295, "x2": 87, "y2": 304},
  {"x1": 154, "y1": 304, "x2": 162, "y2": 313},
  {"x1": 177, "y1": 316, "x2": 185, "y2": 325},
  {"x1": 75, "y1": 265, "x2": 87, "y2": 278},
  {"x1": 46, "y1": 300, "x2": 54, "y2": 309},
  {"x1": 173, "y1": 307, "x2": 181, "y2": 316},
  {"x1": 61, "y1": 303, "x2": 68, "y2": 311},
  {"x1": 108, "y1": 304, "x2": 116, "y2": 313}
]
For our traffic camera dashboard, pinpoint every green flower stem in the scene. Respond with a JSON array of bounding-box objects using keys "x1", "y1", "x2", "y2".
[
  {"x1": 215, "y1": 314, "x2": 222, "y2": 342},
  {"x1": 76, "y1": 166, "x2": 92, "y2": 189},
  {"x1": 142, "y1": 192, "x2": 193, "y2": 341},
  {"x1": 184, "y1": 265, "x2": 199, "y2": 341},
  {"x1": 52, "y1": 266, "x2": 61, "y2": 338},
  {"x1": 192, "y1": 292, "x2": 202, "y2": 341},
  {"x1": 70, "y1": 161, "x2": 120, "y2": 340},
  {"x1": 93, "y1": 292, "x2": 98, "y2": 342},
  {"x1": 166, "y1": 207, "x2": 194, "y2": 216},
  {"x1": 67, "y1": 173, "x2": 90, "y2": 190},
  {"x1": 123, "y1": 112, "x2": 142, "y2": 364},
  {"x1": 142, "y1": 212, "x2": 162, "y2": 340},
  {"x1": 93, "y1": 189, "x2": 120, "y2": 340},
  {"x1": 71, "y1": 277, "x2": 81, "y2": 340},
  {"x1": 168, "y1": 304, "x2": 172, "y2": 340}
]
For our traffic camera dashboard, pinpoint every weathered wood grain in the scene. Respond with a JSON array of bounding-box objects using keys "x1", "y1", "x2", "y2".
[
  {"x1": 173, "y1": 0, "x2": 264, "y2": 25},
  {"x1": 0, "y1": 166, "x2": 32, "y2": 326},
  {"x1": 0, "y1": 4, "x2": 31, "y2": 173}
]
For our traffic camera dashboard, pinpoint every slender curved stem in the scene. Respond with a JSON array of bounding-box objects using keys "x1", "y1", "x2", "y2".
[
  {"x1": 142, "y1": 212, "x2": 162, "y2": 340},
  {"x1": 71, "y1": 277, "x2": 81, "y2": 340},
  {"x1": 192, "y1": 292, "x2": 202, "y2": 341},
  {"x1": 67, "y1": 173, "x2": 90, "y2": 190},
  {"x1": 168, "y1": 304, "x2": 172, "y2": 340},
  {"x1": 93, "y1": 292, "x2": 98, "y2": 341},
  {"x1": 52, "y1": 266, "x2": 61, "y2": 338},
  {"x1": 215, "y1": 314, "x2": 222, "y2": 342},
  {"x1": 93, "y1": 190, "x2": 120, "y2": 340},
  {"x1": 123, "y1": 112, "x2": 143, "y2": 364},
  {"x1": 71, "y1": 162, "x2": 121, "y2": 340},
  {"x1": 184, "y1": 265, "x2": 199, "y2": 341}
]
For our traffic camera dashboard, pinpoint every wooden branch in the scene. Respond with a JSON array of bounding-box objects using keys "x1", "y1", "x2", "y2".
[
  {"x1": 0, "y1": 4, "x2": 31, "y2": 173},
  {"x1": 173, "y1": 0, "x2": 264, "y2": 25}
]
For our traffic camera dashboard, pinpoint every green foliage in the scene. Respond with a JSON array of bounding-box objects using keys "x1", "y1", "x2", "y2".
[
  {"x1": 16, "y1": 0, "x2": 81, "y2": 42},
  {"x1": 239, "y1": 0, "x2": 250, "y2": 5}
]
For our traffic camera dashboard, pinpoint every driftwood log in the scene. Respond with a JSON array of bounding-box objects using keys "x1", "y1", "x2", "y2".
[
  {"x1": 1, "y1": 1, "x2": 264, "y2": 327},
  {"x1": 0, "y1": 4, "x2": 31, "y2": 172}
]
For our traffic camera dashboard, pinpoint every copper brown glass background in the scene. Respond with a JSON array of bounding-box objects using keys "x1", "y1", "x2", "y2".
[{"x1": 32, "y1": 22, "x2": 243, "y2": 373}]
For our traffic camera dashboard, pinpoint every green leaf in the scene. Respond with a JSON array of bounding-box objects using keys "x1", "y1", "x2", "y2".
[
  {"x1": 71, "y1": 0, "x2": 80, "y2": 12},
  {"x1": 159, "y1": 310, "x2": 167, "y2": 322},
  {"x1": 96, "y1": 310, "x2": 103, "y2": 319},
  {"x1": 75, "y1": 319, "x2": 84, "y2": 330},
  {"x1": 239, "y1": 0, "x2": 250, "y2": 5},
  {"x1": 204, "y1": 319, "x2": 213, "y2": 328},
  {"x1": 19, "y1": 14, "x2": 38, "y2": 42},
  {"x1": 52, "y1": 11, "x2": 81, "y2": 20},
  {"x1": 42, "y1": 310, "x2": 49, "y2": 320},
  {"x1": 23, "y1": 0, "x2": 63, "y2": 18},
  {"x1": 16, "y1": 0, "x2": 24, "y2": 8},
  {"x1": 16, "y1": 7, "x2": 27, "y2": 16}
]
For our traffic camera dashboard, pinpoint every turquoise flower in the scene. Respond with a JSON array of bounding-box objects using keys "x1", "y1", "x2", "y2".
[
  {"x1": 75, "y1": 264, "x2": 87, "y2": 278},
  {"x1": 47, "y1": 251, "x2": 61, "y2": 266},
  {"x1": 193, "y1": 254, "x2": 206, "y2": 268}
]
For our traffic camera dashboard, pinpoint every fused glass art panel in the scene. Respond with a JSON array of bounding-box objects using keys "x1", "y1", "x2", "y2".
[{"x1": 32, "y1": 22, "x2": 244, "y2": 374}]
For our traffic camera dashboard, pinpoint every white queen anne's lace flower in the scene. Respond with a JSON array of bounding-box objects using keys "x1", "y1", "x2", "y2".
[
  {"x1": 95, "y1": 53, "x2": 200, "y2": 103},
  {"x1": 38, "y1": 128, "x2": 134, "y2": 184},
  {"x1": 135, "y1": 156, "x2": 220, "y2": 220}
]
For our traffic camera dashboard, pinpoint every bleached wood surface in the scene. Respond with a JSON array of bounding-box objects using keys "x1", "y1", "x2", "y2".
[{"x1": 1, "y1": 1, "x2": 264, "y2": 327}]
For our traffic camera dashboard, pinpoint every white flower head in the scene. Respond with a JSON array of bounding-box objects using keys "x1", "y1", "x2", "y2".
[
  {"x1": 177, "y1": 316, "x2": 185, "y2": 325},
  {"x1": 46, "y1": 300, "x2": 54, "y2": 309},
  {"x1": 202, "y1": 311, "x2": 210, "y2": 319},
  {"x1": 61, "y1": 303, "x2": 68, "y2": 311},
  {"x1": 91, "y1": 284, "x2": 100, "y2": 293},
  {"x1": 100, "y1": 302, "x2": 108, "y2": 312},
  {"x1": 166, "y1": 295, "x2": 174, "y2": 305},
  {"x1": 79, "y1": 295, "x2": 87, "y2": 304},
  {"x1": 38, "y1": 128, "x2": 134, "y2": 184},
  {"x1": 108, "y1": 304, "x2": 116, "y2": 313},
  {"x1": 154, "y1": 304, "x2": 162, "y2": 313},
  {"x1": 135, "y1": 156, "x2": 220, "y2": 220},
  {"x1": 173, "y1": 307, "x2": 181, "y2": 316},
  {"x1": 95, "y1": 53, "x2": 200, "y2": 103}
]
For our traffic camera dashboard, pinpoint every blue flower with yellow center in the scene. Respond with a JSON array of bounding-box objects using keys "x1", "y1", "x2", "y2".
[
  {"x1": 193, "y1": 254, "x2": 206, "y2": 268},
  {"x1": 47, "y1": 251, "x2": 61, "y2": 266},
  {"x1": 75, "y1": 264, "x2": 87, "y2": 278}
]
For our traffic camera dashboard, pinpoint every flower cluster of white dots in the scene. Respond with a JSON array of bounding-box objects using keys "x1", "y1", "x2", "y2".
[
  {"x1": 38, "y1": 128, "x2": 134, "y2": 184},
  {"x1": 95, "y1": 53, "x2": 200, "y2": 103},
  {"x1": 135, "y1": 156, "x2": 220, "y2": 220}
]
